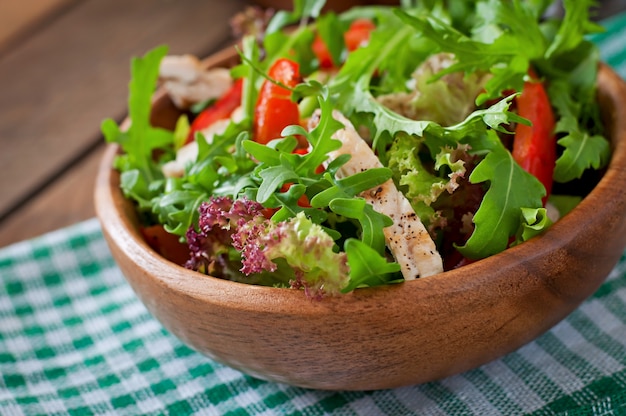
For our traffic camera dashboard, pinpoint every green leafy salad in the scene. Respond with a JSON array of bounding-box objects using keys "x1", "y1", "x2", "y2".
[{"x1": 102, "y1": 0, "x2": 610, "y2": 298}]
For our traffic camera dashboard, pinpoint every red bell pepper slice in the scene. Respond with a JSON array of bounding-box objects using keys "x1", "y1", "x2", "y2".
[
  {"x1": 186, "y1": 78, "x2": 244, "y2": 144},
  {"x1": 312, "y1": 36, "x2": 334, "y2": 69},
  {"x1": 313, "y1": 18, "x2": 376, "y2": 69},
  {"x1": 344, "y1": 18, "x2": 376, "y2": 51},
  {"x1": 253, "y1": 58, "x2": 302, "y2": 145},
  {"x1": 512, "y1": 71, "x2": 556, "y2": 205}
]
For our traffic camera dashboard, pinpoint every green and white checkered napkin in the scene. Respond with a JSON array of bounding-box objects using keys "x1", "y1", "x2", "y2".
[{"x1": 3, "y1": 15, "x2": 626, "y2": 416}]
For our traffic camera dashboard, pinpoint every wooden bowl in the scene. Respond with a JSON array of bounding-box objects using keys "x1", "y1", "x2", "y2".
[{"x1": 94, "y1": 48, "x2": 626, "y2": 390}]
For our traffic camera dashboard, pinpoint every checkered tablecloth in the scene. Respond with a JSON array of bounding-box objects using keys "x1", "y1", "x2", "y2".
[{"x1": 2, "y1": 13, "x2": 626, "y2": 416}]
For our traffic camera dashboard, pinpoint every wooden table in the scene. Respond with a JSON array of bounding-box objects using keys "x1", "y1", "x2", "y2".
[
  {"x1": 1, "y1": 0, "x2": 625, "y2": 248},
  {"x1": 0, "y1": 0, "x2": 250, "y2": 247}
]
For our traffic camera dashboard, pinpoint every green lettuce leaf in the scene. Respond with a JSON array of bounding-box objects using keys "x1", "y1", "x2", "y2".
[{"x1": 264, "y1": 212, "x2": 350, "y2": 296}]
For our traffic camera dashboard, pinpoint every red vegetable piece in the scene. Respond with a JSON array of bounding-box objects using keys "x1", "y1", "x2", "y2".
[
  {"x1": 186, "y1": 78, "x2": 244, "y2": 144},
  {"x1": 312, "y1": 35, "x2": 334, "y2": 69},
  {"x1": 253, "y1": 58, "x2": 301, "y2": 145},
  {"x1": 140, "y1": 224, "x2": 190, "y2": 266},
  {"x1": 512, "y1": 70, "x2": 556, "y2": 205},
  {"x1": 312, "y1": 18, "x2": 376, "y2": 69},
  {"x1": 344, "y1": 18, "x2": 376, "y2": 51}
]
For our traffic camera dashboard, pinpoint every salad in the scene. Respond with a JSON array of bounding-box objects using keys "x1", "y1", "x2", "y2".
[{"x1": 102, "y1": 0, "x2": 610, "y2": 298}]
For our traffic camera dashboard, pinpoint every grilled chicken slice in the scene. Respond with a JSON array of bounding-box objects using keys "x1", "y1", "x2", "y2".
[
  {"x1": 311, "y1": 110, "x2": 443, "y2": 279},
  {"x1": 159, "y1": 54, "x2": 233, "y2": 109}
]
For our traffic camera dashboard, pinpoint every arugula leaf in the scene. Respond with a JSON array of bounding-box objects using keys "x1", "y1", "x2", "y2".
[
  {"x1": 267, "y1": 187, "x2": 328, "y2": 224},
  {"x1": 101, "y1": 45, "x2": 174, "y2": 213},
  {"x1": 243, "y1": 139, "x2": 286, "y2": 167},
  {"x1": 263, "y1": 0, "x2": 333, "y2": 75},
  {"x1": 548, "y1": 67, "x2": 609, "y2": 182},
  {"x1": 257, "y1": 165, "x2": 300, "y2": 203},
  {"x1": 554, "y1": 131, "x2": 610, "y2": 182},
  {"x1": 156, "y1": 188, "x2": 207, "y2": 236},
  {"x1": 310, "y1": 168, "x2": 393, "y2": 208},
  {"x1": 342, "y1": 238, "x2": 401, "y2": 293},
  {"x1": 295, "y1": 87, "x2": 343, "y2": 175},
  {"x1": 117, "y1": 170, "x2": 155, "y2": 210},
  {"x1": 265, "y1": 0, "x2": 326, "y2": 34},
  {"x1": 118, "y1": 46, "x2": 173, "y2": 161},
  {"x1": 457, "y1": 133, "x2": 545, "y2": 259},
  {"x1": 475, "y1": 0, "x2": 547, "y2": 59},
  {"x1": 329, "y1": 198, "x2": 393, "y2": 254},
  {"x1": 538, "y1": 0, "x2": 608, "y2": 185},
  {"x1": 545, "y1": 0, "x2": 604, "y2": 59}
]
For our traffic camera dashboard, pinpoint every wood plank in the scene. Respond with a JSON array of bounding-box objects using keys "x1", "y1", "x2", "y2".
[
  {"x1": 0, "y1": 143, "x2": 104, "y2": 248},
  {"x1": 0, "y1": 0, "x2": 74, "y2": 52},
  {"x1": 0, "y1": 0, "x2": 249, "y2": 222}
]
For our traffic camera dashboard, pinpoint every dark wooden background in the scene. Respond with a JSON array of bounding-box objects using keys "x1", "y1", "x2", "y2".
[
  {"x1": 1, "y1": 0, "x2": 624, "y2": 248},
  {"x1": 0, "y1": 0, "x2": 249, "y2": 247}
]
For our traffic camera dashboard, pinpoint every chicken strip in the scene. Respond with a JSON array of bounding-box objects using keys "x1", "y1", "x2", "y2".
[
  {"x1": 159, "y1": 54, "x2": 233, "y2": 109},
  {"x1": 311, "y1": 110, "x2": 443, "y2": 279}
]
